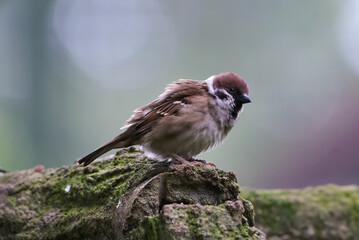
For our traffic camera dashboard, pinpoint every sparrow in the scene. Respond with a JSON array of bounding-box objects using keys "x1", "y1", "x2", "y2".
[{"x1": 78, "y1": 72, "x2": 251, "y2": 166}]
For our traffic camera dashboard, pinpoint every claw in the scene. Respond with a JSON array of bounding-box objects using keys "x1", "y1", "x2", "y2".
[
  {"x1": 206, "y1": 162, "x2": 216, "y2": 167},
  {"x1": 189, "y1": 157, "x2": 216, "y2": 168}
]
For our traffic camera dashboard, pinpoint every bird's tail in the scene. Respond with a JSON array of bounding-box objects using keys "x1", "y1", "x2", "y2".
[
  {"x1": 77, "y1": 125, "x2": 138, "y2": 166},
  {"x1": 77, "y1": 140, "x2": 119, "y2": 166}
]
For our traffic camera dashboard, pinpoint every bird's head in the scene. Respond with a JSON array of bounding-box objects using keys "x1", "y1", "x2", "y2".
[{"x1": 206, "y1": 72, "x2": 251, "y2": 119}]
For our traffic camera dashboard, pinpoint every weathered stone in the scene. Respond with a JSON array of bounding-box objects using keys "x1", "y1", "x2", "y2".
[
  {"x1": 128, "y1": 202, "x2": 265, "y2": 240},
  {"x1": 242, "y1": 185, "x2": 359, "y2": 240},
  {"x1": 0, "y1": 147, "x2": 264, "y2": 240}
]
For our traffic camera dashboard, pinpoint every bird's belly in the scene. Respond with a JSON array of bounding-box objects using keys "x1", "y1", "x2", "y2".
[{"x1": 141, "y1": 116, "x2": 227, "y2": 160}]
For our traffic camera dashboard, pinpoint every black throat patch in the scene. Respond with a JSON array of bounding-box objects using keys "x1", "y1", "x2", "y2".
[{"x1": 231, "y1": 92, "x2": 244, "y2": 119}]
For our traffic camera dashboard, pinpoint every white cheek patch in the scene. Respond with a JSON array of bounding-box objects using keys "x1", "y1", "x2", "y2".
[
  {"x1": 205, "y1": 75, "x2": 215, "y2": 95},
  {"x1": 215, "y1": 93, "x2": 235, "y2": 114}
]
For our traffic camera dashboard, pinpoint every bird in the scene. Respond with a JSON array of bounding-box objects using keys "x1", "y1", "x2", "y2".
[{"x1": 77, "y1": 72, "x2": 251, "y2": 166}]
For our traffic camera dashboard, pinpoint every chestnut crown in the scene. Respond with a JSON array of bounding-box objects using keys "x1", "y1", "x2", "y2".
[{"x1": 212, "y1": 72, "x2": 249, "y2": 96}]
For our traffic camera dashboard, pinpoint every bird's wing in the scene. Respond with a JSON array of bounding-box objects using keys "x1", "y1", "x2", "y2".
[
  {"x1": 77, "y1": 80, "x2": 207, "y2": 166},
  {"x1": 121, "y1": 80, "x2": 207, "y2": 136}
]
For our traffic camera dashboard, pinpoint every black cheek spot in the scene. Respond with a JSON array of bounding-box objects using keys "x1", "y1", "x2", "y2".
[{"x1": 215, "y1": 90, "x2": 228, "y2": 100}]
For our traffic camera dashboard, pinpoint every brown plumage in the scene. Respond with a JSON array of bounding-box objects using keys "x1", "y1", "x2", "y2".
[
  {"x1": 78, "y1": 80, "x2": 207, "y2": 165},
  {"x1": 77, "y1": 73, "x2": 251, "y2": 166}
]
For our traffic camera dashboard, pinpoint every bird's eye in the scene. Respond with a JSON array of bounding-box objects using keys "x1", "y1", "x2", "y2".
[{"x1": 229, "y1": 87, "x2": 235, "y2": 92}]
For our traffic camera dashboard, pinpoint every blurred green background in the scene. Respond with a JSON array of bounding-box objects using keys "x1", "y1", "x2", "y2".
[{"x1": 1, "y1": 0, "x2": 358, "y2": 188}]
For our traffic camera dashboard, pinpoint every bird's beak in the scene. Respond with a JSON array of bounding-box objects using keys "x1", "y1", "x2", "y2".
[{"x1": 239, "y1": 93, "x2": 251, "y2": 104}]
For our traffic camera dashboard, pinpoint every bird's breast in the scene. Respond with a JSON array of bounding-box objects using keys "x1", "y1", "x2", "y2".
[
  {"x1": 208, "y1": 95, "x2": 238, "y2": 131},
  {"x1": 140, "y1": 104, "x2": 228, "y2": 159}
]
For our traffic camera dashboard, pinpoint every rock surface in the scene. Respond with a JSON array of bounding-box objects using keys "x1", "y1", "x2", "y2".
[
  {"x1": 0, "y1": 147, "x2": 265, "y2": 240},
  {"x1": 243, "y1": 185, "x2": 359, "y2": 240}
]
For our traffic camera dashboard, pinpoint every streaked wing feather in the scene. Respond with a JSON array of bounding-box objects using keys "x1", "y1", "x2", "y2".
[{"x1": 121, "y1": 79, "x2": 206, "y2": 140}]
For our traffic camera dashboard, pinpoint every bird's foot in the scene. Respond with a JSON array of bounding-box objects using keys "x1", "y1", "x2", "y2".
[
  {"x1": 171, "y1": 154, "x2": 191, "y2": 165},
  {"x1": 189, "y1": 157, "x2": 206, "y2": 164},
  {"x1": 171, "y1": 154, "x2": 205, "y2": 166},
  {"x1": 189, "y1": 157, "x2": 216, "y2": 168}
]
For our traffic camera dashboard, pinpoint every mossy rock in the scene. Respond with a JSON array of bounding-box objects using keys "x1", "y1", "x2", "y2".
[
  {"x1": 243, "y1": 185, "x2": 359, "y2": 240},
  {"x1": 0, "y1": 147, "x2": 265, "y2": 240}
]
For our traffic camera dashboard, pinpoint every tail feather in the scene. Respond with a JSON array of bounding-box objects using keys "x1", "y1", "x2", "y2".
[
  {"x1": 78, "y1": 125, "x2": 139, "y2": 166},
  {"x1": 77, "y1": 140, "x2": 120, "y2": 166}
]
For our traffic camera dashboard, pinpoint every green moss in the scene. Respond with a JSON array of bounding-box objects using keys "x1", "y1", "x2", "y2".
[
  {"x1": 161, "y1": 204, "x2": 261, "y2": 240},
  {"x1": 244, "y1": 189, "x2": 296, "y2": 235},
  {"x1": 2, "y1": 149, "x2": 150, "y2": 239},
  {"x1": 2, "y1": 148, "x2": 265, "y2": 239},
  {"x1": 140, "y1": 216, "x2": 164, "y2": 240},
  {"x1": 240, "y1": 197, "x2": 255, "y2": 227},
  {"x1": 243, "y1": 184, "x2": 359, "y2": 239},
  {"x1": 6, "y1": 195, "x2": 16, "y2": 206}
]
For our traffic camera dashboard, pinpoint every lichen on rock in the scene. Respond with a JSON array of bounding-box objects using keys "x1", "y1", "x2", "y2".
[
  {"x1": 242, "y1": 185, "x2": 359, "y2": 240},
  {"x1": 0, "y1": 147, "x2": 265, "y2": 240}
]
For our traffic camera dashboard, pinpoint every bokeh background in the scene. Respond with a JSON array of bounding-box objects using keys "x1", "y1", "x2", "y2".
[{"x1": 1, "y1": 0, "x2": 358, "y2": 188}]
